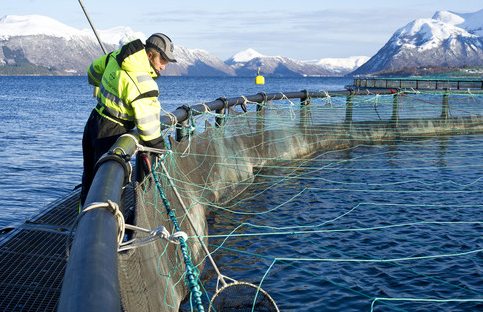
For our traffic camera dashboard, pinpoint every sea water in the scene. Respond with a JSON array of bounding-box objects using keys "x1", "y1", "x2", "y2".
[
  {"x1": 2, "y1": 76, "x2": 483, "y2": 311},
  {"x1": 0, "y1": 75, "x2": 351, "y2": 229},
  {"x1": 202, "y1": 136, "x2": 483, "y2": 311}
]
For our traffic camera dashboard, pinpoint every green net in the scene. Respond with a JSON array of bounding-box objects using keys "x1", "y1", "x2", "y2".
[{"x1": 117, "y1": 89, "x2": 483, "y2": 311}]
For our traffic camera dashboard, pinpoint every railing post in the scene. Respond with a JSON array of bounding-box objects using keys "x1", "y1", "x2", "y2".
[
  {"x1": 300, "y1": 89, "x2": 311, "y2": 106},
  {"x1": 391, "y1": 91, "x2": 400, "y2": 128},
  {"x1": 441, "y1": 89, "x2": 449, "y2": 120},
  {"x1": 256, "y1": 92, "x2": 267, "y2": 149},
  {"x1": 176, "y1": 119, "x2": 189, "y2": 141},
  {"x1": 176, "y1": 104, "x2": 191, "y2": 141},
  {"x1": 215, "y1": 97, "x2": 228, "y2": 127},
  {"x1": 300, "y1": 90, "x2": 311, "y2": 129},
  {"x1": 345, "y1": 88, "x2": 354, "y2": 126},
  {"x1": 215, "y1": 108, "x2": 226, "y2": 127}
]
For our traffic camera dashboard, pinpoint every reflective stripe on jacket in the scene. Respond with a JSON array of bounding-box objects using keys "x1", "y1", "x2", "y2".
[{"x1": 87, "y1": 39, "x2": 162, "y2": 143}]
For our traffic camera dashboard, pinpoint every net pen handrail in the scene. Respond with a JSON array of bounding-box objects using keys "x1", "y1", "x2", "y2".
[
  {"x1": 160, "y1": 89, "x2": 395, "y2": 129},
  {"x1": 159, "y1": 87, "x2": 483, "y2": 129}
]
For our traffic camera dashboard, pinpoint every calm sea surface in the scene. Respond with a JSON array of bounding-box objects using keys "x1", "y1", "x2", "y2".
[
  {"x1": 2, "y1": 76, "x2": 483, "y2": 311},
  {"x1": 0, "y1": 76, "x2": 350, "y2": 229}
]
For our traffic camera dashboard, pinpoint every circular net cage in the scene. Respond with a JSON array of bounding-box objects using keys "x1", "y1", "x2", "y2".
[{"x1": 209, "y1": 282, "x2": 279, "y2": 312}]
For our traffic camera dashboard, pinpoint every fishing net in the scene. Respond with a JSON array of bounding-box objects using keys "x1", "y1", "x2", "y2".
[
  {"x1": 116, "y1": 87, "x2": 483, "y2": 311},
  {"x1": 209, "y1": 281, "x2": 279, "y2": 312}
]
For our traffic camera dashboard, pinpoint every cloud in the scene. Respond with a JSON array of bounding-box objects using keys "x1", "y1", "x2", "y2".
[{"x1": 136, "y1": 7, "x2": 435, "y2": 59}]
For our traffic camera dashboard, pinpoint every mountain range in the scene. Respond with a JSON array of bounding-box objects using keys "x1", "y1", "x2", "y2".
[
  {"x1": 353, "y1": 9, "x2": 483, "y2": 76},
  {"x1": 0, "y1": 15, "x2": 363, "y2": 77},
  {"x1": 1, "y1": 10, "x2": 483, "y2": 77}
]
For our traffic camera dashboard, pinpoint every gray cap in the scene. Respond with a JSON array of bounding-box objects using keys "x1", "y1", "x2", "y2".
[{"x1": 146, "y1": 33, "x2": 177, "y2": 63}]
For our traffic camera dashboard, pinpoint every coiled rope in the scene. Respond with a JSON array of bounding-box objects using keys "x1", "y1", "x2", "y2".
[{"x1": 66, "y1": 200, "x2": 125, "y2": 259}]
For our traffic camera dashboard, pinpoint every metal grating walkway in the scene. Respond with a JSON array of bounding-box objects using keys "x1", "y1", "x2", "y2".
[{"x1": 0, "y1": 186, "x2": 135, "y2": 311}]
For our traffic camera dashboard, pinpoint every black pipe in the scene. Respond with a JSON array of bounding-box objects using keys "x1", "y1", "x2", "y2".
[
  {"x1": 58, "y1": 134, "x2": 139, "y2": 312},
  {"x1": 160, "y1": 89, "x2": 398, "y2": 130},
  {"x1": 166, "y1": 86, "x2": 481, "y2": 130}
]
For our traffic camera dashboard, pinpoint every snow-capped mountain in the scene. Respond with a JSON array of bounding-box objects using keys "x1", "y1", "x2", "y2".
[
  {"x1": 166, "y1": 46, "x2": 235, "y2": 76},
  {"x1": 0, "y1": 15, "x2": 141, "y2": 74},
  {"x1": 0, "y1": 15, "x2": 83, "y2": 39},
  {"x1": 353, "y1": 9, "x2": 483, "y2": 76},
  {"x1": 224, "y1": 48, "x2": 363, "y2": 77},
  {"x1": 0, "y1": 15, "x2": 236, "y2": 76},
  {"x1": 225, "y1": 48, "x2": 264, "y2": 66},
  {"x1": 0, "y1": 15, "x2": 144, "y2": 45},
  {"x1": 0, "y1": 15, "x2": 368, "y2": 76},
  {"x1": 315, "y1": 56, "x2": 370, "y2": 74}
]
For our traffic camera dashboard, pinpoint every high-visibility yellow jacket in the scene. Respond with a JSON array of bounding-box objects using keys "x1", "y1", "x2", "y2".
[{"x1": 87, "y1": 39, "x2": 162, "y2": 146}]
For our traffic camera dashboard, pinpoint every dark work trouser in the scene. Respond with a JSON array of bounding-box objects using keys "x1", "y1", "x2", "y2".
[{"x1": 80, "y1": 109, "x2": 132, "y2": 206}]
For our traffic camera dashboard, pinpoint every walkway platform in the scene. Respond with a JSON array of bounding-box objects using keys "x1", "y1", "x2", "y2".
[{"x1": 0, "y1": 186, "x2": 134, "y2": 311}]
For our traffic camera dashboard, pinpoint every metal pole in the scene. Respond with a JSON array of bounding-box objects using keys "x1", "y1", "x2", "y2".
[
  {"x1": 78, "y1": 0, "x2": 107, "y2": 54},
  {"x1": 78, "y1": 0, "x2": 106, "y2": 98}
]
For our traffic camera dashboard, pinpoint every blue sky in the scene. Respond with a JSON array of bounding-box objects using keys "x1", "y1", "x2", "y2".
[{"x1": 3, "y1": 1, "x2": 483, "y2": 60}]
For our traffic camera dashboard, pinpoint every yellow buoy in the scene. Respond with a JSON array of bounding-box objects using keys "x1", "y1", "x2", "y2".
[{"x1": 255, "y1": 67, "x2": 265, "y2": 85}]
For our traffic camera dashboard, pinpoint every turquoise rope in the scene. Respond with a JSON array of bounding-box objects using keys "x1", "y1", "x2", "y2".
[{"x1": 152, "y1": 162, "x2": 205, "y2": 312}]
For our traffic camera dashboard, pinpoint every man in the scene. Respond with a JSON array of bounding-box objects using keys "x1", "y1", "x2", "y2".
[{"x1": 80, "y1": 33, "x2": 177, "y2": 206}]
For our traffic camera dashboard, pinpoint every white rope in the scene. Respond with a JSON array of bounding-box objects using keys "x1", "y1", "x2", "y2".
[
  {"x1": 66, "y1": 200, "x2": 125, "y2": 259},
  {"x1": 467, "y1": 88, "x2": 478, "y2": 101},
  {"x1": 323, "y1": 90, "x2": 333, "y2": 107},
  {"x1": 118, "y1": 225, "x2": 188, "y2": 252},
  {"x1": 241, "y1": 95, "x2": 258, "y2": 106},
  {"x1": 135, "y1": 143, "x2": 170, "y2": 155},
  {"x1": 177, "y1": 122, "x2": 196, "y2": 157},
  {"x1": 201, "y1": 102, "x2": 211, "y2": 113},
  {"x1": 81, "y1": 200, "x2": 125, "y2": 245},
  {"x1": 169, "y1": 230, "x2": 189, "y2": 243},
  {"x1": 160, "y1": 106, "x2": 178, "y2": 127},
  {"x1": 279, "y1": 92, "x2": 296, "y2": 120}
]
